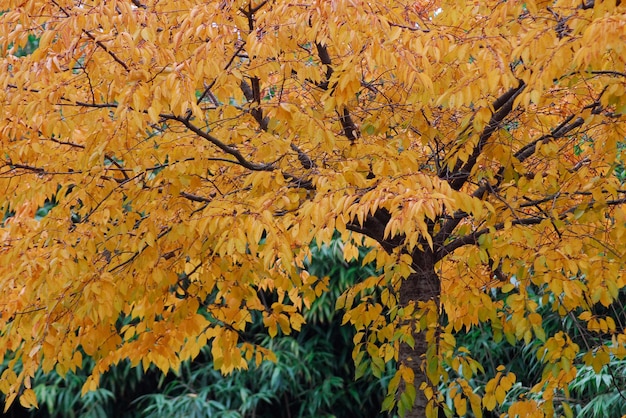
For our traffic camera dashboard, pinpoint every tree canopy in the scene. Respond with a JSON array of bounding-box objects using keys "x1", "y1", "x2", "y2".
[{"x1": 1, "y1": 0, "x2": 625, "y2": 416}]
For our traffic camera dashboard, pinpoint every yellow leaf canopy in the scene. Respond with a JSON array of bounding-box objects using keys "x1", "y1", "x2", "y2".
[{"x1": 1, "y1": 0, "x2": 625, "y2": 415}]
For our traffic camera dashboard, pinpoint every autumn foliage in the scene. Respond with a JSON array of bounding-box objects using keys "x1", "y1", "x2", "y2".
[{"x1": 1, "y1": 0, "x2": 626, "y2": 416}]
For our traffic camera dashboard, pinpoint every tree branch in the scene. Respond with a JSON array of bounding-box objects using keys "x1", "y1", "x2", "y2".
[
  {"x1": 447, "y1": 81, "x2": 526, "y2": 191},
  {"x1": 48, "y1": 136, "x2": 85, "y2": 149},
  {"x1": 339, "y1": 107, "x2": 359, "y2": 144},
  {"x1": 589, "y1": 70, "x2": 626, "y2": 78},
  {"x1": 437, "y1": 196, "x2": 626, "y2": 260},
  {"x1": 109, "y1": 226, "x2": 172, "y2": 273},
  {"x1": 290, "y1": 144, "x2": 316, "y2": 169},
  {"x1": 7, "y1": 84, "x2": 118, "y2": 111},
  {"x1": 282, "y1": 172, "x2": 314, "y2": 190},
  {"x1": 180, "y1": 191, "x2": 214, "y2": 203},
  {"x1": 1, "y1": 161, "x2": 81, "y2": 176},
  {"x1": 131, "y1": 0, "x2": 147, "y2": 8},
  {"x1": 315, "y1": 42, "x2": 360, "y2": 144},
  {"x1": 196, "y1": 43, "x2": 246, "y2": 106},
  {"x1": 434, "y1": 105, "x2": 589, "y2": 254},
  {"x1": 165, "y1": 115, "x2": 273, "y2": 171},
  {"x1": 514, "y1": 116, "x2": 584, "y2": 164},
  {"x1": 437, "y1": 216, "x2": 545, "y2": 259},
  {"x1": 51, "y1": 0, "x2": 130, "y2": 72},
  {"x1": 81, "y1": 31, "x2": 130, "y2": 72},
  {"x1": 346, "y1": 208, "x2": 405, "y2": 254},
  {"x1": 240, "y1": 78, "x2": 269, "y2": 130},
  {"x1": 315, "y1": 42, "x2": 334, "y2": 89}
]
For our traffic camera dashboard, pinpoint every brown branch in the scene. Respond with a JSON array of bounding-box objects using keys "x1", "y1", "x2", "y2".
[
  {"x1": 236, "y1": 1, "x2": 274, "y2": 134},
  {"x1": 315, "y1": 42, "x2": 334, "y2": 87},
  {"x1": 6, "y1": 84, "x2": 118, "y2": 111},
  {"x1": 517, "y1": 190, "x2": 626, "y2": 209},
  {"x1": 131, "y1": 0, "x2": 147, "y2": 8},
  {"x1": 11, "y1": 91, "x2": 312, "y2": 190},
  {"x1": 239, "y1": 0, "x2": 269, "y2": 17},
  {"x1": 437, "y1": 196, "x2": 626, "y2": 260},
  {"x1": 67, "y1": 100, "x2": 118, "y2": 109},
  {"x1": 290, "y1": 144, "x2": 316, "y2": 169},
  {"x1": 241, "y1": 79, "x2": 315, "y2": 170},
  {"x1": 580, "y1": 0, "x2": 595, "y2": 8},
  {"x1": 50, "y1": 0, "x2": 129, "y2": 72},
  {"x1": 434, "y1": 106, "x2": 588, "y2": 252},
  {"x1": 281, "y1": 172, "x2": 314, "y2": 190},
  {"x1": 434, "y1": 83, "x2": 526, "y2": 248},
  {"x1": 339, "y1": 107, "x2": 359, "y2": 144},
  {"x1": 180, "y1": 191, "x2": 214, "y2": 203},
  {"x1": 145, "y1": 157, "x2": 195, "y2": 171},
  {"x1": 576, "y1": 0, "x2": 620, "y2": 9},
  {"x1": 80, "y1": 172, "x2": 144, "y2": 224},
  {"x1": 388, "y1": 22, "x2": 430, "y2": 32},
  {"x1": 196, "y1": 43, "x2": 246, "y2": 106},
  {"x1": 104, "y1": 154, "x2": 129, "y2": 180},
  {"x1": 6, "y1": 162, "x2": 45, "y2": 174},
  {"x1": 13, "y1": 306, "x2": 47, "y2": 316},
  {"x1": 520, "y1": 194, "x2": 561, "y2": 208},
  {"x1": 49, "y1": 136, "x2": 85, "y2": 149},
  {"x1": 99, "y1": 175, "x2": 128, "y2": 184},
  {"x1": 2, "y1": 161, "x2": 81, "y2": 176},
  {"x1": 514, "y1": 116, "x2": 584, "y2": 163},
  {"x1": 437, "y1": 216, "x2": 545, "y2": 259},
  {"x1": 165, "y1": 115, "x2": 273, "y2": 171},
  {"x1": 346, "y1": 208, "x2": 404, "y2": 254},
  {"x1": 315, "y1": 42, "x2": 360, "y2": 144},
  {"x1": 9, "y1": 68, "x2": 313, "y2": 191},
  {"x1": 109, "y1": 226, "x2": 172, "y2": 273},
  {"x1": 167, "y1": 116, "x2": 316, "y2": 192},
  {"x1": 236, "y1": 25, "x2": 316, "y2": 173},
  {"x1": 240, "y1": 79, "x2": 269, "y2": 130},
  {"x1": 589, "y1": 70, "x2": 626, "y2": 78},
  {"x1": 82, "y1": 30, "x2": 130, "y2": 72},
  {"x1": 447, "y1": 81, "x2": 526, "y2": 191}
]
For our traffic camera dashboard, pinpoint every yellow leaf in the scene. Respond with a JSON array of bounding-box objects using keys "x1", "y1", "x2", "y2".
[{"x1": 19, "y1": 389, "x2": 37, "y2": 409}]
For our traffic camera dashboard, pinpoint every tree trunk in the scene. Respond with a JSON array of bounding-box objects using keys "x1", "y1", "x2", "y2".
[
  {"x1": 399, "y1": 251, "x2": 440, "y2": 418},
  {"x1": 350, "y1": 213, "x2": 442, "y2": 416}
]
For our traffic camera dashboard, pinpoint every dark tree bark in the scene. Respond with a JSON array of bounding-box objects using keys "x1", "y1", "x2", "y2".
[
  {"x1": 352, "y1": 214, "x2": 442, "y2": 417},
  {"x1": 398, "y1": 250, "x2": 440, "y2": 418}
]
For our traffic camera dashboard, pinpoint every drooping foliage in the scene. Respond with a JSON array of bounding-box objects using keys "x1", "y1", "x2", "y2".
[
  {"x1": 3, "y1": 240, "x2": 392, "y2": 418},
  {"x1": 439, "y1": 284, "x2": 626, "y2": 417},
  {"x1": 1, "y1": 0, "x2": 626, "y2": 416}
]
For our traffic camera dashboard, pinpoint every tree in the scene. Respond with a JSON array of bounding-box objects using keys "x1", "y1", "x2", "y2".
[{"x1": 1, "y1": 0, "x2": 625, "y2": 416}]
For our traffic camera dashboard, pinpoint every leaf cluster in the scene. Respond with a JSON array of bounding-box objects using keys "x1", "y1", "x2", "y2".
[
  {"x1": 1, "y1": 239, "x2": 394, "y2": 418},
  {"x1": 440, "y1": 284, "x2": 626, "y2": 417}
]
